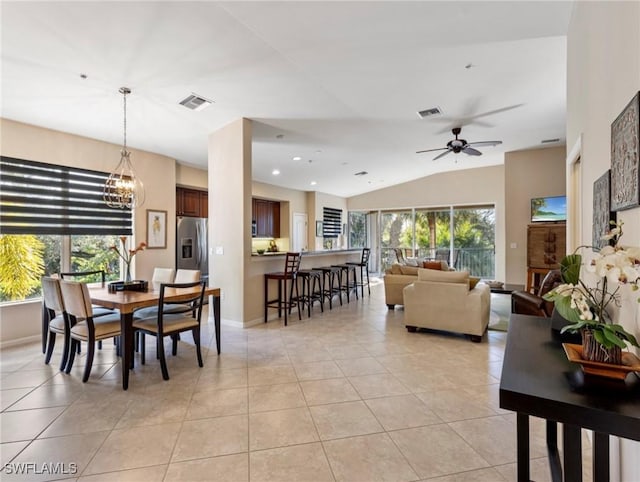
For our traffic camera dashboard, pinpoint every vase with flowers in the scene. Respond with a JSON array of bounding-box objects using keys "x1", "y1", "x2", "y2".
[
  {"x1": 110, "y1": 236, "x2": 146, "y2": 283},
  {"x1": 543, "y1": 221, "x2": 640, "y2": 365}
]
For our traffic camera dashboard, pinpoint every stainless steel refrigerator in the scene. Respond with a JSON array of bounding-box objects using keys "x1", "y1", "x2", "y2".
[{"x1": 176, "y1": 216, "x2": 208, "y2": 278}]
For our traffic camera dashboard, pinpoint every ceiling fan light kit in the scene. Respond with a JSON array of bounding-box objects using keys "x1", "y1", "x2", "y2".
[{"x1": 416, "y1": 127, "x2": 502, "y2": 160}]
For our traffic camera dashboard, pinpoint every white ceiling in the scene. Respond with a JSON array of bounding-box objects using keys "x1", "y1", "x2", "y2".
[{"x1": 1, "y1": 1, "x2": 573, "y2": 197}]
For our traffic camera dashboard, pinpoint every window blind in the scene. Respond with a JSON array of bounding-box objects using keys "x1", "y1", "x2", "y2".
[
  {"x1": 0, "y1": 156, "x2": 132, "y2": 235},
  {"x1": 322, "y1": 207, "x2": 342, "y2": 238}
]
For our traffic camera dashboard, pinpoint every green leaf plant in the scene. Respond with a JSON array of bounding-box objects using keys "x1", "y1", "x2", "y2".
[{"x1": 543, "y1": 221, "x2": 640, "y2": 351}]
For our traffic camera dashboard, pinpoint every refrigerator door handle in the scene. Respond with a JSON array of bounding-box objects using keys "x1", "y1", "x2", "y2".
[{"x1": 195, "y1": 223, "x2": 201, "y2": 266}]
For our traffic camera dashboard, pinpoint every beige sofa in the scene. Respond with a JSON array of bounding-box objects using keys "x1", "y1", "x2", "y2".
[
  {"x1": 383, "y1": 262, "x2": 449, "y2": 309},
  {"x1": 402, "y1": 268, "x2": 490, "y2": 342}
]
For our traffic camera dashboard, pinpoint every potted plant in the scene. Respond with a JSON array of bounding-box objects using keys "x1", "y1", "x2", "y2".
[{"x1": 543, "y1": 221, "x2": 640, "y2": 364}]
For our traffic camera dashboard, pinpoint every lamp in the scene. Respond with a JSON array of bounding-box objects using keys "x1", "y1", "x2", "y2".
[{"x1": 103, "y1": 87, "x2": 145, "y2": 209}]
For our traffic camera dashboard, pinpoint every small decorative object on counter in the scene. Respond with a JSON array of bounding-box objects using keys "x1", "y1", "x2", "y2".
[
  {"x1": 268, "y1": 239, "x2": 278, "y2": 252},
  {"x1": 110, "y1": 236, "x2": 146, "y2": 283},
  {"x1": 108, "y1": 280, "x2": 149, "y2": 293},
  {"x1": 257, "y1": 249, "x2": 265, "y2": 255},
  {"x1": 544, "y1": 221, "x2": 640, "y2": 367}
]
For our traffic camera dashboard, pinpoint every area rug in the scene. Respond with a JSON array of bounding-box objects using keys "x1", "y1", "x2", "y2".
[{"x1": 488, "y1": 293, "x2": 511, "y2": 332}]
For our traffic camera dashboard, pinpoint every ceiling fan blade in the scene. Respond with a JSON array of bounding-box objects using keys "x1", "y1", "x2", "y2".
[
  {"x1": 433, "y1": 149, "x2": 453, "y2": 161},
  {"x1": 467, "y1": 140, "x2": 502, "y2": 147},
  {"x1": 416, "y1": 147, "x2": 448, "y2": 154},
  {"x1": 462, "y1": 147, "x2": 482, "y2": 156}
]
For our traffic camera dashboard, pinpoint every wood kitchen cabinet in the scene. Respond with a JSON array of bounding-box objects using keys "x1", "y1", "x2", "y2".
[
  {"x1": 526, "y1": 223, "x2": 566, "y2": 292},
  {"x1": 252, "y1": 198, "x2": 280, "y2": 238},
  {"x1": 177, "y1": 187, "x2": 208, "y2": 217}
]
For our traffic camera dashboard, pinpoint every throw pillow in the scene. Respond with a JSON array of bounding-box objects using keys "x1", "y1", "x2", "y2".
[
  {"x1": 422, "y1": 260, "x2": 442, "y2": 270},
  {"x1": 469, "y1": 276, "x2": 481, "y2": 290}
]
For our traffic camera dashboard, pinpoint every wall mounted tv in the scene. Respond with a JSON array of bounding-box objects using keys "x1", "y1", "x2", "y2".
[{"x1": 531, "y1": 195, "x2": 567, "y2": 223}]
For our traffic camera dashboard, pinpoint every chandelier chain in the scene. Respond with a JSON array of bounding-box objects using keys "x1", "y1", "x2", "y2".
[{"x1": 123, "y1": 89, "x2": 127, "y2": 150}]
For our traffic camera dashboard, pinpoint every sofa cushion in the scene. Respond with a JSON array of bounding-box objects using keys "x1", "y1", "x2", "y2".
[
  {"x1": 418, "y1": 268, "x2": 469, "y2": 283},
  {"x1": 422, "y1": 260, "x2": 442, "y2": 270},
  {"x1": 399, "y1": 265, "x2": 420, "y2": 276}
]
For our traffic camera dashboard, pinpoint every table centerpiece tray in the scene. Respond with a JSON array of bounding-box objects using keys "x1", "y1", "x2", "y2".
[
  {"x1": 562, "y1": 343, "x2": 640, "y2": 380},
  {"x1": 108, "y1": 280, "x2": 149, "y2": 293}
]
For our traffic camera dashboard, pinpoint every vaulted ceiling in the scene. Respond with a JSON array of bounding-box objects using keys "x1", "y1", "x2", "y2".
[{"x1": 1, "y1": 1, "x2": 573, "y2": 197}]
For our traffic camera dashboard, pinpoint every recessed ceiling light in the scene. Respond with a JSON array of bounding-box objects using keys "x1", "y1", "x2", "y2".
[
  {"x1": 293, "y1": 156, "x2": 302, "y2": 161},
  {"x1": 310, "y1": 181, "x2": 317, "y2": 186},
  {"x1": 272, "y1": 169, "x2": 280, "y2": 176}
]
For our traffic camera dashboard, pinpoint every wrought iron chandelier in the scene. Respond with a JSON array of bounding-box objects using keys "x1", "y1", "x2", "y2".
[{"x1": 103, "y1": 87, "x2": 145, "y2": 209}]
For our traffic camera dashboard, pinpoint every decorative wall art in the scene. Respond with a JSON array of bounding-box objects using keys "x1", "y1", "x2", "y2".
[
  {"x1": 146, "y1": 209, "x2": 167, "y2": 249},
  {"x1": 610, "y1": 91, "x2": 640, "y2": 211},
  {"x1": 592, "y1": 170, "x2": 616, "y2": 251}
]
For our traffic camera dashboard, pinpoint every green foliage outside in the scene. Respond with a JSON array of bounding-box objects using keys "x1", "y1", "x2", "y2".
[
  {"x1": 0, "y1": 234, "x2": 120, "y2": 302},
  {"x1": 0, "y1": 235, "x2": 45, "y2": 301},
  {"x1": 349, "y1": 212, "x2": 367, "y2": 248}
]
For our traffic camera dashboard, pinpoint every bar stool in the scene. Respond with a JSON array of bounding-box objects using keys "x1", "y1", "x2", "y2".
[
  {"x1": 347, "y1": 248, "x2": 371, "y2": 297},
  {"x1": 313, "y1": 266, "x2": 343, "y2": 309},
  {"x1": 331, "y1": 264, "x2": 359, "y2": 302},
  {"x1": 264, "y1": 252, "x2": 301, "y2": 326},
  {"x1": 296, "y1": 269, "x2": 324, "y2": 317}
]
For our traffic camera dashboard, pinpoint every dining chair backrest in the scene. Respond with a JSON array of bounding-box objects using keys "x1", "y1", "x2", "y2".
[
  {"x1": 60, "y1": 270, "x2": 106, "y2": 284},
  {"x1": 157, "y1": 280, "x2": 206, "y2": 325},
  {"x1": 174, "y1": 269, "x2": 200, "y2": 283},
  {"x1": 42, "y1": 276, "x2": 65, "y2": 313},
  {"x1": 284, "y1": 252, "x2": 301, "y2": 276},
  {"x1": 361, "y1": 248, "x2": 371, "y2": 265},
  {"x1": 59, "y1": 280, "x2": 93, "y2": 320},
  {"x1": 152, "y1": 268, "x2": 175, "y2": 291}
]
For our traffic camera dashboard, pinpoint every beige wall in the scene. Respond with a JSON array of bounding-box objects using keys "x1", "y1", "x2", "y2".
[
  {"x1": 209, "y1": 118, "x2": 252, "y2": 324},
  {"x1": 348, "y1": 165, "x2": 506, "y2": 282},
  {"x1": 176, "y1": 163, "x2": 208, "y2": 189},
  {"x1": 567, "y1": 2, "x2": 640, "y2": 478},
  {"x1": 504, "y1": 146, "x2": 566, "y2": 285},
  {"x1": 0, "y1": 118, "x2": 177, "y2": 344}
]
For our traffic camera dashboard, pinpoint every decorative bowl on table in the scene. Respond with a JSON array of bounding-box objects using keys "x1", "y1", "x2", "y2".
[
  {"x1": 486, "y1": 280, "x2": 504, "y2": 289},
  {"x1": 256, "y1": 249, "x2": 265, "y2": 255}
]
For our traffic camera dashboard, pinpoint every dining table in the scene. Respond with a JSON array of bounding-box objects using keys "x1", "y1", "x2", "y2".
[{"x1": 89, "y1": 284, "x2": 221, "y2": 390}]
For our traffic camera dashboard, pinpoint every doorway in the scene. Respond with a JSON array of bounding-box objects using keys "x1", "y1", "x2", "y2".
[{"x1": 292, "y1": 213, "x2": 308, "y2": 252}]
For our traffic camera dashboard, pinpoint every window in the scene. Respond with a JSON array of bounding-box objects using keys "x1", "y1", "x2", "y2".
[
  {"x1": 379, "y1": 210, "x2": 413, "y2": 271},
  {"x1": 348, "y1": 211, "x2": 368, "y2": 248},
  {"x1": 322, "y1": 207, "x2": 342, "y2": 238},
  {"x1": 0, "y1": 157, "x2": 131, "y2": 302}
]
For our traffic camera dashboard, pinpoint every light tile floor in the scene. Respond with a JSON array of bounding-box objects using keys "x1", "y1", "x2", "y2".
[{"x1": 0, "y1": 281, "x2": 592, "y2": 481}]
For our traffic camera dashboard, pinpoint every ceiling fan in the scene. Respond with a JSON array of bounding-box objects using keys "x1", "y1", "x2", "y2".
[{"x1": 417, "y1": 127, "x2": 502, "y2": 160}]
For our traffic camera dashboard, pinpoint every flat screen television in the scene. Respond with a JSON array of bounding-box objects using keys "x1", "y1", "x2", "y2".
[{"x1": 531, "y1": 195, "x2": 567, "y2": 222}]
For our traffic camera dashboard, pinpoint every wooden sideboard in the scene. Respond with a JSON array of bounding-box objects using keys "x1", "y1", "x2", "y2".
[{"x1": 526, "y1": 222, "x2": 566, "y2": 292}]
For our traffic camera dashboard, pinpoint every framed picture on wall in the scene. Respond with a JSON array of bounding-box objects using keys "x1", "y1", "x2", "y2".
[
  {"x1": 610, "y1": 91, "x2": 640, "y2": 211},
  {"x1": 592, "y1": 170, "x2": 616, "y2": 251},
  {"x1": 146, "y1": 209, "x2": 167, "y2": 249}
]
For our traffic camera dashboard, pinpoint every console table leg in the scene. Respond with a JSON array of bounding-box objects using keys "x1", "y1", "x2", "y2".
[
  {"x1": 593, "y1": 432, "x2": 609, "y2": 482},
  {"x1": 563, "y1": 423, "x2": 582, "y2": 482},
  {"x1": 546, "y1": 420, "x2": 562, "y2": 482},
  {"x1": 517, "y1": 413, "x2": 530, "y2": 482}
]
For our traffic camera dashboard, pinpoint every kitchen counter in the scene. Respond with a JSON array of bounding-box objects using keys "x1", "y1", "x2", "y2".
[{"x1": 251, "y1": 249, "x2": 361, "y2": 258}]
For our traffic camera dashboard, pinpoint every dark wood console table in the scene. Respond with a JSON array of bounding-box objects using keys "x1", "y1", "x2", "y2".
[{"x1": 499, "y1": 314, "x2": 640, "y2": 482}]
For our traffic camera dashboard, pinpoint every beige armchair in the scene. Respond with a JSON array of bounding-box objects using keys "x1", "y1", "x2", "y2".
[{"x1": 402, "y1": 269, "x2": 490, "y2": 342}]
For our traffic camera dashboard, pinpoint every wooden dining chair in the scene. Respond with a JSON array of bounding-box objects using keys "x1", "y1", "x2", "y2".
[
  {"x1": 132, "y1": 280, "x2": 207, "y2": 380},
  {"x1": 41, "y1": 277, "x2": 70, "y2": 370},
  {"x1": 59, "y1": 280, "x2": 122, "y2": 382}
]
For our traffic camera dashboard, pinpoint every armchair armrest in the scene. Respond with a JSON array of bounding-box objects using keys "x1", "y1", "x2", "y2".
[{"x1": 511, "y1": 290, "x2": 551, "y2": 317}]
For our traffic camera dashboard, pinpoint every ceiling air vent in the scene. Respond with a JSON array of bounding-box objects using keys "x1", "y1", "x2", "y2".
[
  {"x1": 179, "y1": 94, "x2": 213, "y2": 111},
  {"x1": 417, "y1": 107, "x2": 442, "y2": 118},
  {"x1": 354, "y1": 171, "x2": 368, "y2": 176},
  {"x1": 541, "y1": 138, "x2": 560, "y2": 144}
]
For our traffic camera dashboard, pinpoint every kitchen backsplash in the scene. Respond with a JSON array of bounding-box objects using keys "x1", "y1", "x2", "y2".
[{"x1": 252, "y1": 238, "x2": 288, "y2": 252}]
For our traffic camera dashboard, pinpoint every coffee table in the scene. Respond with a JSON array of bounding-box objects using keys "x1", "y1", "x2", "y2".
[{"x1": 488, "y1": 283, "x2": 524, "y2": 295}]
